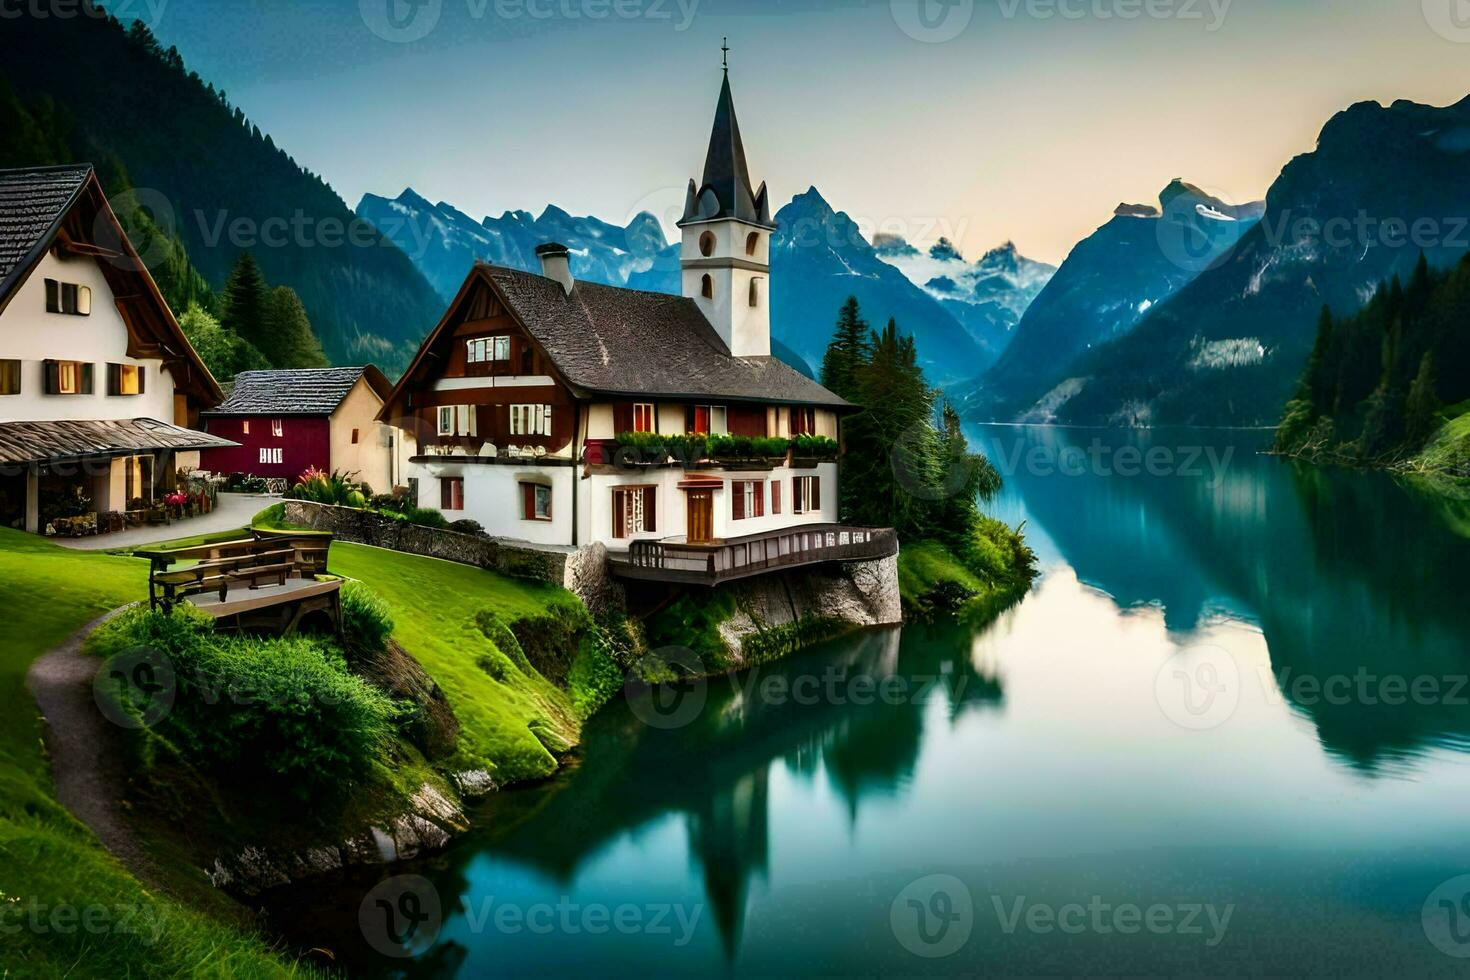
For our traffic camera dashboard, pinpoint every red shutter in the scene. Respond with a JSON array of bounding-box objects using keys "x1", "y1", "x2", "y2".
[
  {"x1": 645, "y1": 487, "x2": 656, "y2": 532},
  {"x1": 771, "y1": 481, "x2": 781, "y2": 514},
  {"x1": 754, "y1": 481, "x2": 765, "y2": 518},
  {"x1": 613, "y1": 489, "x2": 626, "y2": 538},
  {"x1": 811, "y1": 476, "x2": 820, "y2": 511},
  {"x1": 521, "y1": 483, "x2": 535, "y2": 520},
  {"x1": 614, "y1": 402, "x2": 634, "y2": 435},
  {"x1": 733, "y1": 482, "x2": 745, "y2": 520}
]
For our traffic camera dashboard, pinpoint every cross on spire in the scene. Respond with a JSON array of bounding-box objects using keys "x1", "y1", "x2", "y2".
[{"x1": 721, "y1": 37, "x2": 729, "y2": 73}]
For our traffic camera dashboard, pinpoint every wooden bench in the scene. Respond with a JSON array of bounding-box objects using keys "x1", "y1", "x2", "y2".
[
  {"x1": 138, "y1": 534, "x2": 334, "y2": 615},
  {"x1": 226, "y1": 562, "x2": 293, "y2": 591}
]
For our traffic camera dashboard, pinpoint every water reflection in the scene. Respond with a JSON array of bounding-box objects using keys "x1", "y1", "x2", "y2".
[{"x1": 972, "y1": 425, "x2": 1470, "y2": 773}]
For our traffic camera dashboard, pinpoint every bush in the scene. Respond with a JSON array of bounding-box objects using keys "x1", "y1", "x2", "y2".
[
  {"x1": 87, "y1": 607, "x2": 396, "y2": 796},
  {"x1": 406, "y1": 507, "x2": 449, "y2": 529},
  {"x1": 371, "y1": 492, "x2": 412, "y2": 515},
  {"x1": 341, "y1": 582, "x2": 394, "y2": 658},
  {"x1": 505, "y1": 595, "x2": 594, "y2": 686},
  {"x1": 448, "y1": 519, "x2": 484, "y2": 536},
  {"x1": 792, "y1": 434, "x2": 839, "y2": 459}
]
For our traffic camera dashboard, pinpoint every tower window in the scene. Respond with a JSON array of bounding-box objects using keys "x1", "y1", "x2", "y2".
[
  {"x1": 746, "y1": 232, "x2": 760, "y2": 256},
  {"x1": 699, "y1": 231, "x2": 716, "y2": 257},
  {"x1": 749, "y1": 278, "x2": 761, "y2": 308},
  {"x1": 701, "y1": 274, "x2": 714, "y2": 300}
]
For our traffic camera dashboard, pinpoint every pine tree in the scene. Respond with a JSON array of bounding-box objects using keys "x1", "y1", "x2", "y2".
[
  {"x1": 1404, "y1": 351, "x2": 1441, "y2": 449},
  {"x1": 219, "y1": 252, "x2": 270, "y2": 350},
  {"x1": 263, "y1": 286, "x2": 329, "y2": 369},
  {"x1": 819, "y1": 296, "x2": 870, "y2": 402}
]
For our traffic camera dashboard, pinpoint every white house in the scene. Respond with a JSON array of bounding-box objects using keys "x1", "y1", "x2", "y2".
[
  {"x1": 0, "y1": 164, "x2": 231, "y2": 533},
  {"x1": 379, "y1": 72, "x2": 893, "y2": 581}
]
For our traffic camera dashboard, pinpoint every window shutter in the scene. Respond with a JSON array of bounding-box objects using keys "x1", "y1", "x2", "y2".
[
  {"x1": 614, "y1": 402, "x2": 634, "y2": 435},
  {"x1": 733, "y1": 483, "x2": 745, "y2": 521},
  {"x1": 45, "y1": 279, "x2": 59, "y2": 312},
  {"x1": 80, "y1": 363, "x2": 94, "y2": 395},
  {"x1": 137, "y1": 366, "x2": 145, "y2": 394},
  {"x1": 771, "y1": 481, "x2": 781, "y2": 514},
  {"x1": 521, "y1": 483, "x2": 535, "y2": 520},
  {"x1": 644, "y1": 487, "x2": 656, "y2": 533},
  {"x1": 613, "y1": 489, "x2": 626, "y2": 538},
  {"x1": 812, "y1": 476, "x2": 820, "y2": 510},
  {"x1": 754, "y1": 482, "x2": 765, "y2": 518},
  {"x1": 43, "y1": 361, "x2": 58, "y2": 395},
  {"x1": 107, "y1": 363, "x2": 120, "y2": 396}
]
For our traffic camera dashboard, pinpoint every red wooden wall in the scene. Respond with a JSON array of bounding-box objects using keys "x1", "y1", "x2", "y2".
[{"x1": 200, "y1": 415, "x2": 331, "y2": 480}]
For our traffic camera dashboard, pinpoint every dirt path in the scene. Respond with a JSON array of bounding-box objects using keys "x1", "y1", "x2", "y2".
[{"x1": 26, "y1": 607, "x2": 162, "y2": 889}]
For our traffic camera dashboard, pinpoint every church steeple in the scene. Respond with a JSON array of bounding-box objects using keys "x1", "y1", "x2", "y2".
[{"x1": 679, "y1": 68, "x2": 774, "y2": 229}]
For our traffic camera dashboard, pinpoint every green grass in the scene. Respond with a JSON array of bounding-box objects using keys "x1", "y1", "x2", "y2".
[
  {"x1": 327, "y1": 542, "x2": 581, "y2": 783},
  {"x1": 897, "y1": 539, "x2": 985, "y2": 604},
  {"x1": 0, "y1": 528, "x2": 301, "y2": 977}
]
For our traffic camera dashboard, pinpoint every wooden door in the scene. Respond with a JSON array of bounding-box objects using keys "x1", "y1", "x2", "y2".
[{"x1": 686, "y1": 490, "x2": 714, "y2": 544}]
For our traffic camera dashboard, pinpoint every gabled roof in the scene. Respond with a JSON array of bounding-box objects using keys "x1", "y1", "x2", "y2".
[
  {"x1": 679, "y1": 74, "x2": 773, "y2": 229},
  {"x1": 381, "y1": 263, "x2": 850, "y2": 418},
  {"x1": 203, "y1": 366, "x2": 392, "y2": 417},
  {"x1": 0, "y1": 164, "x2": 93, "y2": 305},
  {"x1": 0, "y1": 163, "x2": 224, "y2": 405}
]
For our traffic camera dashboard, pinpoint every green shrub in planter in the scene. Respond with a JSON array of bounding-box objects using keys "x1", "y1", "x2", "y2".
[{"x1": 792, "y1": 434, "x2": 839, "y2": 459}]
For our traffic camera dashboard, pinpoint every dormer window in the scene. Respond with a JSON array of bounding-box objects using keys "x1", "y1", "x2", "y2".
[
  {"x1": 45, "y1": 279, "x2": 91, "y2": 316},
  {"x1": 467, "y1": 336, "x2": 511, "y2": 364}
]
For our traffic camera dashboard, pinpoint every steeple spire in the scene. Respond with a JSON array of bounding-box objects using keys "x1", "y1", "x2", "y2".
[
  {"x1": 722, "y1": 36, "x2": 729, "y2": 74},
  {"x1": 678, "y1": 62, "x2": 774, "y2": 229}
]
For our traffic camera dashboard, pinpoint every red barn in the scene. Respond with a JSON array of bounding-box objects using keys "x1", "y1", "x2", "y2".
[{"x1": 200, "y1": 366, "x2": 395, "y2": 490}]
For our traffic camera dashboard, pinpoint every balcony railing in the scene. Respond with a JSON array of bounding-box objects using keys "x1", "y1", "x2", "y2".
[{"x1": 614, "y1": 524, "x2": 897, "y2": 585}]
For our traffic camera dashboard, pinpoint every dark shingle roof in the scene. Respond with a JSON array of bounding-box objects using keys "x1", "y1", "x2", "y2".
[
  {"x1": 482, "y1": 265, "x2": 849, "y2": 407},
  {"x1": 679, "y1": 75, "x2": 773, "y2": 229},
  {"x1": 0, "y1": 164, "x2": 93, "y2": 304},
  {"x1": 203, "y1": 367, "x2": 376, "y2": 416},
  {"x1": 0, "y1": 417, "x2": 236, "y2": 465}
]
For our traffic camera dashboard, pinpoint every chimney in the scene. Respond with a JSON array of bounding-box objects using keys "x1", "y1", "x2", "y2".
[{"x1": 535, "y1": 242, "x2": 574, "y2": 295}]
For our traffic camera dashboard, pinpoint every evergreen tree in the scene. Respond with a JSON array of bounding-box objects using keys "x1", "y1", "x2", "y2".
[
  {"x1": 219, "y1": 252, "x2": 270, "y2": 350},
  {"x1": 178, "y1": 303, "x2": 267, "y2": 383},
  {"x1": 263, "y1": 286, "x2": 329, "y2": 369},
  {"x1": 819, "y1": 296, "x2": 870, "y2": 402},
  {"x1": 1404, "y1": 351, "x2": 1441, "y2": 449},
  {"x1": 1300, "y1": 305, "x2": 1334, "y2": 414}
]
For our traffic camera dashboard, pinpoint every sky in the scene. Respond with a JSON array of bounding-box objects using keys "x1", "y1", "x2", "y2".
[{"x1": 130, "y1": 0, "x2": 1470, "y2": 265}]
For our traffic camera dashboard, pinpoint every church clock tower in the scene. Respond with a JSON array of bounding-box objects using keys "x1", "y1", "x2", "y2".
[{"x1": 678, "y1": 52, "x2": 775, "y2": 358}]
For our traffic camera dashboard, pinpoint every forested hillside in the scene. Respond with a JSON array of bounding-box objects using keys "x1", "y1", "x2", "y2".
[{"x1": 0, "y1": 7, "x2": 441, "y2": 370}]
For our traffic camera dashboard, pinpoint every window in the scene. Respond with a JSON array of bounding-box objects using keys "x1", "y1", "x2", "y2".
[
  {"x1": 521, "y1": 482, "x2": 553, "y2": 521},
  {"x1": 746, "y1": 232, "x2": 760, "y2": 256},
  {"x1": 271, "y1": 419, "x2": 284, "y2": 438},
  {"x1": 793, "y1": 475, "x2": 821, "y2": 515},
  {"x1": 440, "y1": 477, "x2": 465, "y2": 511},
  {"x1": 732, "y1": 480, "x2": 765, "y2": 521},
  {"x1": 107, "y1": 363, "x2": 145, "y2": 396},
  {"x1": 438, "y1": 406, "x2": 455, "y2": 436},
  {"x1": 749, "y1": 278, "x2": 762, "y2": 308},
  {"x1": 259, "y1": 448, "x2": 283, "y2": 465},
  {"x1": 467, "y1": 336, "x2": 511, "y2": 364},
  {"x1": 437, "y1": 405, "x2": 477, "y2": 437},
  {"x1": 242, "y1": 420, "x2": 251, "y2": 435},
  {"x1": 351, "y1": 428, "x2": 360, "y2": 445},
  {"x1": 699, "y1": 231, "x2": 716, "y2": 257},
  {"x1": 612, "y1": 486, "x2": 656, "y2": 538},
  {"x1": 771, "y1": 480, "x2": 781, "y2": 515},
  {"x1": 701, "y1": 274, "x2": 714, "y2": 300},
  {"x1": 689, "y1": 404, "x2": 728, "y2": 436},
  {"x1": 510, "y1": 403, "x2": 552, "y2": 437},
  {"x1": 43, "y1": 360, "x2": 93, "y2": 395},
  {"x1": 0, "y1": 360, "x2": 20, "y2": 395},
  {"x1": 632, "y1": 403, "x2": 656, "y2": 433},
  {"x1": 791, "y1": 407, "x2": 817, "y2": 435},
  {"x1": 44, "y1": 279, "x2": 91, "y2": 315}
]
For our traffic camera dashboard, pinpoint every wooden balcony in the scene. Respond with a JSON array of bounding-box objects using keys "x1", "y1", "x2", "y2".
[{"x1": 612, "y1": 524, "x2": 898, "y2": 586}]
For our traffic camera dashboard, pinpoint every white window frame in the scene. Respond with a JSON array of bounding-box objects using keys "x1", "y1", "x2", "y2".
[
  {"x1": 633, "y1": 402, "x2": 656, "y2": 433},
  {"x1": 271, "y1": 419, "x2": 284, "y2": 438},
  {"x1": 794, "y1": 476, "x2": 818, "y2": 515},
  {"x1": 258, "y1": 447, "x2": 283, "y2": 465},
  {"x1": 438, "y1": 406, "x2": 455, "y2": 436},
  {"x1": 510, "y1": 403, "x2": 552, "y2": 437},
  {"x1": 532, "y1": 484, "x2": 552, "y2": 520}
]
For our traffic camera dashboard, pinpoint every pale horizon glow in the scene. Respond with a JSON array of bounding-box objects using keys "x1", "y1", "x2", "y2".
[{"x1": 137, "y1": 0, "x2": 1470, "y2": 266}]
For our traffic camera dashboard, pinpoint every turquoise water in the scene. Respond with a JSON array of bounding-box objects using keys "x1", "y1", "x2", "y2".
[{"x1": 275, "y1": 427, "x2": 1470, "y2": 976}]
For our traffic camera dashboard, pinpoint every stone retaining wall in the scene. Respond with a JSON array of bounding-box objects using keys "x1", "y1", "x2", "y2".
[{"x1": 283, "y1": 500, "x2": 571, "y2": 586}]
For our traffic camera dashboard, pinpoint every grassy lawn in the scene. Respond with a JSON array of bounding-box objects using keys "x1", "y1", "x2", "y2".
[
  {"x1": 328, "y1": 542, "x2": 581, "y2": 783},
  {"x1": 0, "y1": 528, "x2": 300, "y2": 977}
]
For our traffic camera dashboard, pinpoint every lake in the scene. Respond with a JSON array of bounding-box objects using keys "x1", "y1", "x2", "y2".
[{"x1": 274, "y1": 426, "x2": 1470, "y2": 976}]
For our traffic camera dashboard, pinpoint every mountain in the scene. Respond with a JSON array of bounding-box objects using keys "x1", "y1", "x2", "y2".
[
  {"x1": 1046, "y1": 97, "x2": 1470, "y2": 427},
  {"x1": 356, "y1": 189, "x2": 678, "y2": 302},
  {"x1": 963, "y1": 180, "x2": 1264, "y2": 420},
  {"x1": 874, "y1": 235, "x2": 1055, "y2": 357},
  {"x1": 1, "y1": 12, "x2": 444, "y2": 371},
  {"x1": 360, "y1": 185, "x2": 990, "y2": 383},
  {"x1": 769, "y1": 189, "x2": 989, "y2": 383}
]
